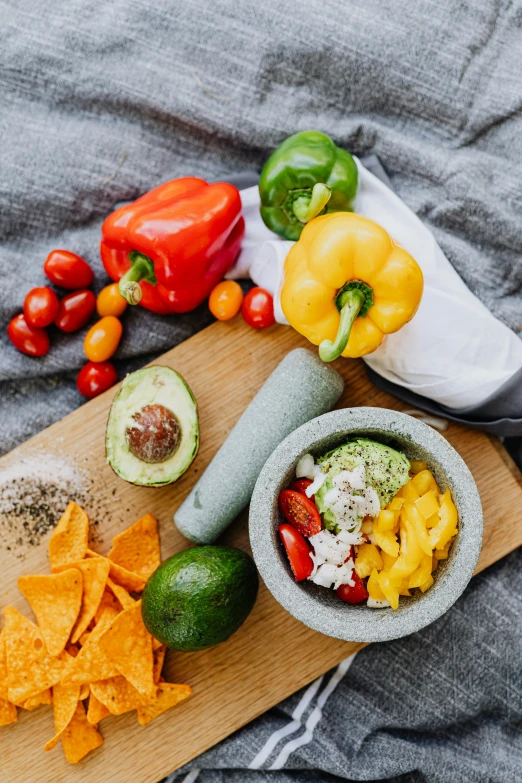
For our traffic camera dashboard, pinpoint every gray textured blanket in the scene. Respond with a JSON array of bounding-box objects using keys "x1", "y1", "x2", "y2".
[{"x1": 2, "y1": 1, "x2": 522, "y2": 781}]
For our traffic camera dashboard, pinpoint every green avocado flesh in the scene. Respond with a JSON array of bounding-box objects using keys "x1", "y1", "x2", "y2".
[
  {"x1": 106, "y1": 365, "x2": 199, "y2": 487},
  {"x1": 315, "y1": 438, "x2": 410, "y2": 531},
  {"x1": 141, "y1": 546, "x2": 259, "y2": 652}
]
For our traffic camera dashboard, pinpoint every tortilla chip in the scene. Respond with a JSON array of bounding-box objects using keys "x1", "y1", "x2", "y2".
[
  {"x1": 136, "y1": 683, "x2": 192, "y2": 727},
  {"x1": 94, "y1": 588, "x2": 123, "y2": 623},
  {"x1": 4, "y1": 607, "x2": 64, "y2": 704},
  {"x1": 0, "y1": 697, "x2": 17, "y2": 726},
  {"x1": 90, "y1": 676, "x2": 142, "y2": 715},
  {"x1": 18, "y1": 569, "x2": 83, "y2": 657},
  {"x1": 86, "y1": 549, "x2": 146, "y2": 592},
  {"x1": 153, "y1": 645, "x2": 166, "y2": 684},
  {"x1": 49, "y1": 502, "x2": 89, "y2": 571},
  {"x1": 54, "y1": 558, "x2": 110, "y2": 644},
  {"x1": 0, "y1": 629, "x2": 17, "y2": 726},
  {"x1": 86, "y1": 692, "x2": 110, "y2": 724},
  {"x1": 106, "y1": 577, "x2": 135, "y2": 610},
  {"x1": 61, "y1": 701, "x2": 103, "y2": 764},
  {"x1": 23, "y1": 688, "x2": 52, "y2": 710},
  {"x1": 80, "y1": 683, "x2": 89, "y2": 700},
  {"x1": 108, "y1": 514, "x2": 161, "y2": 580},
  {"x1": 98, "y1": 601, "x2": 155, "y2": 698},
  {"x1": 61, "y1": 607, "x2": 120, "y2": 686},
  {"x1": 44, "y1": 673, "x2": 81, "y2": 752}
]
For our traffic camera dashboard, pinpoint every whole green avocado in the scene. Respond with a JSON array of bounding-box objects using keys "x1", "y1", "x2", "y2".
[{"x1": 141, "y1": 546, "x2": 259, "y2": 652}]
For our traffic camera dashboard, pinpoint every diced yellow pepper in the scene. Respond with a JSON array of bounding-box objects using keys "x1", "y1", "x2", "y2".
[
  {"x1": 420, "y1": 574, "x2": 434, "y2": 592},
  {"x1": 409, "y1": 460, "x2": 428, "y2": 474},
  {"x1": 415, "y1": 490, "x2": 440, "y2": 520},
  {"x1": 425, "y1": 512, "x2": 439, "y2": 529},
  {"x1": 390, "y1": 519, "x2": 423, "y2": 579},
  {"x1": 377, "y1": 571, "x2": 399, "y2": 610},
  {"x1": 381, "y1": 551, "x2": 398, "y2": 571},
  {"x1": 389, "y1": 496, "x2": 405, "y2": 512},
  {"x1": 367, "y1": 569, "x2": 386, "y2": 600},
  {"x1": 361, "y1": 519, "x2": 374, "y2": 535},
  {"x1": 429, "y1": 488, "x2": 458, "y2": 550},
  {"x1": 375, "y1": 509, "x2": 396, "y2": 532},
  {"x1": 398, "y1": 578, "x2": 412, "y2": 597},
  {"x1": 434, "y1": 539, "x2": 453, "y2": 560},
  {"x1": 399, "y1": 481, "x2": 421, "y2": 502},
  {"x1": 411, "y1": 470, "x2": 435, "y2": 495},
  {"x1": 374, "y1": 527, "x2": 399, "y2": 558},
  {"x1": 354, "y1": 543, "x2": 383, "y2": 579},
  {"x1": 403, "y1": 502, "x2": 433, "y2": 557},
  {"x1": 408, "y1": 554, "x2": 433, "y2": 589}
]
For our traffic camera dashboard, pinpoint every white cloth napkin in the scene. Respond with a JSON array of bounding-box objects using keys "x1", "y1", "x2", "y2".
[{"x1": 228, "y1": 159, "x2": 522, "y2": 410}]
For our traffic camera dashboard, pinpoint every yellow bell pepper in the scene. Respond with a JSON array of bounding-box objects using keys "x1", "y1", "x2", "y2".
[
  {"x1": 377, "y1": 571, "x2": 399, "y2": 610},
  {"x1": 429, "y1": 488, "x2": 458, "y2": 550},
  {"x1": 408, "y1": 554, "x2": 433, "y2": 589},
  {"x1": 403, "y1": 503, "x2": 433, "y2": 557},
  {"x1": 367, "y1": 569, "x2": 386, "y2": 601},
  {"x1": 354, "y1": 543, "x2": 383, "y2": 579},
  {"x1": 390, "y1": 519, "x2": 423, "y2": 579},
  {"x1": 281, "y1": 212, "x2": 424, "y2": 361}
]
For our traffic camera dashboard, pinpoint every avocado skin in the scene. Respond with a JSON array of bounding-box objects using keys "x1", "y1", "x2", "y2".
[{"x1": 142, "y1": 546, "x2": 259, "y2": 652}]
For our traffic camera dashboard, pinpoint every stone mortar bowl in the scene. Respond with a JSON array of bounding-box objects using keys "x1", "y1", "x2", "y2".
[{"x1": 249, "y1": 407, "x2": 483, "y2": 643}]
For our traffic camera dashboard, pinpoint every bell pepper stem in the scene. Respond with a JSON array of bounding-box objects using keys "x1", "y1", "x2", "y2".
[
  {"x1": 292, "y1": 183, "x2": 332, "y2": 223},
  {"x1": 118, "y1": 253, "x2": 156, "y2": 305},
  {"x1": 319, "y1": 288, "x2": 366, "y2": 362}
]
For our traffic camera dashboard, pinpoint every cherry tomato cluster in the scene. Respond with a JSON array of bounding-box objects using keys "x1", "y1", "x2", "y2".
[
  {"x1": 277, "y1": 482, "x2": 369, "y2": 605},
  {"x1": 208, "y1": 281, "x2": 275, "y2": 330},
  {"x1": 7, "y1": 250, "x2": 127, "y2": 399}
]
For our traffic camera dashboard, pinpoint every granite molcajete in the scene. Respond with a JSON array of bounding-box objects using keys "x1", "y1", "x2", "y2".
[{"x1": 249, "y1": 407, "x2": 483, "y2": 643}]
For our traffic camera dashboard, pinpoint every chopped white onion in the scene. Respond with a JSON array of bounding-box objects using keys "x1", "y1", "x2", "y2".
[
  {"x1": 305, "y1": 471, "x2": 326, "y2": 497},
  {"x1": 310, "y1": 563, "x2": 339, "y2": 588},
  {"x1": 367, "y1": 597, "x2": 391, "y2": 609},
  {"x1": 309, "y1": 529, "x2": 351, "y2": 565},
  {"x1": 296, "y1": 453, "x2": 315, "y2": 479},
  {"x1": 333, "y1": 465, "x2": 366, "y2": 492},
  {"x1": 364, "y1": 486, "x2": 381, "y2": 518},
  {"x1": 323, "y1": 487, "x2": 339, "y2": 506},
  {"x1": 337, "y1": 529, "x2": 364, "y2": 546},
  {"x1": 332, "y1": 560, "x2": 355, "y2": 589}
]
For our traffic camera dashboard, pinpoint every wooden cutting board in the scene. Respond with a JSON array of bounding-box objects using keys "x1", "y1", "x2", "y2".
[{"x1": 1, "y1": 319, "x2": 521, "y2": 783}]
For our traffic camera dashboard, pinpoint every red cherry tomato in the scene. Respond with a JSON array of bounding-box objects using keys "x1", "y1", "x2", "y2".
[
  {"x1": 278, "y1": 489, "x2": 322, "y2": 537},
  {"x1": 7, "y1": 314, "x2": 50, "y2": 357},
  {"x1": 290, "y1": 478, "x2": 314, "y2": 499},
  {"x1": 23, "y1": 287, "x2": 60, "y2": 328},
  {"x1": 44, "y1": 250, "x2": 94, "y2": 289},
  {"x1": 77, "y1": 361, "x2": 118, "y2": 399},
  {"x1": 337, "y1": 572, "x2": 369, "y2": 604},
  {"x1": 55, "y1": 290, "x2": 96, "y2": 333},
  {"x1": 278, "y1": 523, "x2": 314, "y2": 582},
  {"x1": 241, "y1": 287, "x2": 275, "y2": 329}
]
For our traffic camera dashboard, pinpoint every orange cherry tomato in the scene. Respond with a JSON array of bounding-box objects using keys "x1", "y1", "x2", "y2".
[
  {"x1": 208, "y1": 280, "x2": 244, "y2": 321},
  {"x1": 96, "y1": 283, "x2": 127, "y2": 317},
  {"x1": 84, "y1": 316, "x2": 122, "y2": 362}
]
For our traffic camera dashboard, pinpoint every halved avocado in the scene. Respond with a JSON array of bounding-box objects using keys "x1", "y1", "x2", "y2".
[{"x1": 106, "y1": 365, "x2": 199, "y2": 487}]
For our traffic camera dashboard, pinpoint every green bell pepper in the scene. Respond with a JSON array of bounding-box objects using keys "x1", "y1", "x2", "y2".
[{"x1": 259, "y1": 130, "x2": 358, "y2": 241}]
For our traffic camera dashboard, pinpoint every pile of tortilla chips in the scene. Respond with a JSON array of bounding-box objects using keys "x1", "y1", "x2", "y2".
[{"x1": 0, "y1": 502, "x2": 192, "y2": 764}]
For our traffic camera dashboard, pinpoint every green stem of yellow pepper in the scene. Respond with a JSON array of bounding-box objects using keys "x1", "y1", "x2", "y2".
[
  {"x1": 319, "y1": 281, "x2": 373, "y2": 362},
  {"x1": 292, "y1": 183, "x2": 332, "y2": 223}
]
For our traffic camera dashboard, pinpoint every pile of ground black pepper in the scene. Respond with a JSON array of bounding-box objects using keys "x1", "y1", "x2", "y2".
[{"x1": 0, "y1": 454, "x2": 94, "y2": 555}]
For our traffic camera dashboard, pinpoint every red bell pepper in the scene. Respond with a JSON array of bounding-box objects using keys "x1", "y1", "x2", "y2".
[{"x1": 100, "y1": 177, "x2": 245, "y2": 314}]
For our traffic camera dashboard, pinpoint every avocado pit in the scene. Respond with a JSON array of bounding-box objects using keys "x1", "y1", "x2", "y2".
[{"x1": 126, "y1": 404, "x2": 181, "y2": 464}]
